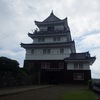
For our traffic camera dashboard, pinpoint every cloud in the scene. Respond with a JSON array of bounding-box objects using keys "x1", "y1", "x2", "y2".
[
  {"x1": 0, "y1": 0, "x2": 100, "y2": 78},
  {"x1": 76, "y1": 31, "x2": 100, "y2": 51}
]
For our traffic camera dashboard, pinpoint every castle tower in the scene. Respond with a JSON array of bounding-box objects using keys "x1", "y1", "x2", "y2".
[{"x1": 21, "y1": 12, "x2": 96, "y2": 84}]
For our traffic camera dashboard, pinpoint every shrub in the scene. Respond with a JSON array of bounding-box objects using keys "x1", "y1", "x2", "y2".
[{"x1": 88, "y1": 80, "x2": 93, "y2": 89}]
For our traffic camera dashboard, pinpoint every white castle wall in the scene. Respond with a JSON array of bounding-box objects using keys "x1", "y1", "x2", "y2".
[
  {"x1": 33, "y1": 36, "x2": 67, "y2": 43},
  {"x1": 25, "y1": 53, "x2": 70, "y2": 60},
  {"x1": 26, "y1": 47, "x2": 71, "y2": 54},
  {"x1": 67, "y1": 62, "x2": 90, "y2": 70},
  {"x1": 25, "y1": 47, "x2": 71, "y2": 60}
]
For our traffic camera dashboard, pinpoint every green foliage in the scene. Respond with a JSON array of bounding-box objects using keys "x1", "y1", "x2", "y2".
[
  {"x1": 88, "y1": 80, "x2": 93, "y2": 89},
  {"x1": 0, "y1": 56, "x2": 20, "y2": 87},
  {"x1": 0, "y1": 56, "x2": 19, "y2": 71},
  {"x1": 61, "y1": 90, "x2": 95, "y2": 100},
  {"x1": 0, "y1": 57, "x2": 36, "y2": 87}
]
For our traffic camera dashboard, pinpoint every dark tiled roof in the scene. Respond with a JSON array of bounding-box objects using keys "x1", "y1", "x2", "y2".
[
  {"x1": 35, "y1": 12, "x2": 67, "y2": 26},
  {"x1": 64, "y1": 52, "x2": 96, "y2": 65},
  {"x1": 70, "y1": 52, "x2": 90, "y2": 59},
  {"x1": 64, "y1": 52, "x2": 92, "y2": 60},
  {"x1": 43, "y1": 11, "x2": 61, "y2": 22},
  {"x1": 21, "y1": 41, "x2": 75, "y2": 48},
  {"x1": 28, "y1": 30, "x2": 70, "y2": 38},
  {"x1": 33, "y1": 30, "x2": 69, "y2": 35},
  {"x1": 64, "y1": 52, "x2": 96, "y2": 64}
]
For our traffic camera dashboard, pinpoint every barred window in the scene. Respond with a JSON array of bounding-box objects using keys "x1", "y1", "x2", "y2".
[
  {"x1": 60, "y1": 48, "x2": 64, "y2": 54},
  {"x1": 59, "y1": 62, "x2": 64, "y2": 69},
  {"x1": 43, "y1": 49, "x2": 51, "y2": 54},
  {"x1": 74, "y1": 63, "x2": 83, "y2": 69},
  {"x1": 57, "y1": 37, "x2": 60, "y2": 41},
  {"x1": 38, "y1": 38, "x2": 45, "y2": 42},
  {"x1": 43, "y1": 49, "x2": 46, "y2": 54},
  {"x1": 74, "y1": 63, "x2": 78, "y2": 69},
  {"x1": 47, "y1": 49, "x2": 51, "y2": 54},
  {"x1": 53, "y1": 37, "x2": 56, "y2": 41},
  {"x1": 31, "y1": 49, "x2": 34, "y2": 54},
  {"x1": 48, "y1": 26, "x2": 54, "y2": 31},
  {"x1": 79, "y1": 63, "x2": 83, "y2": 69},
  {"x1": 73, "y1": 73, "x2": 84, "y2": 80},
  {"x1": 41, "y1": 62, "x2": 50, "y2": 69}
]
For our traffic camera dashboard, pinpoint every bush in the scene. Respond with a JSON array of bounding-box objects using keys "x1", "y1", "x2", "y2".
[{"x1": 88, "y1": 80, "x2": 93, "y2": 89}]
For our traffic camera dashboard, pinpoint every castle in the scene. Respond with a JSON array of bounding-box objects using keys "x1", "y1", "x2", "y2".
[{"x1": 21, "y1": 11, "x2": 96, "y2": 84}]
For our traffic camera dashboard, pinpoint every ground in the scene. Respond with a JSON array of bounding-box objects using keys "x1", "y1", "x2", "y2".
[{"x1": 0, "y1": 85, "x2": 91, "y2": 100}]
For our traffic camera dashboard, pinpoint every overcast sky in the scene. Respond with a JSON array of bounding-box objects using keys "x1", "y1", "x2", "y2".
[{"x1": 0, "y1": 0, "x2": 100, "y2": 78}]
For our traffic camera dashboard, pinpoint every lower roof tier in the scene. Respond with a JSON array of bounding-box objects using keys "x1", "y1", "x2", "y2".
[
  {"x1": 64, "y1": 52, "x2": 96, "y2": 65},
  {"x1": 21, "y1": 41, "x2": 76, "y2": 52}
]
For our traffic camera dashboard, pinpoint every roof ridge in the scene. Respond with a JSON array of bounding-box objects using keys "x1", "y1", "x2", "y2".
[{"x1": 43, "y1": 11, "x2": 61, "y2": 22}]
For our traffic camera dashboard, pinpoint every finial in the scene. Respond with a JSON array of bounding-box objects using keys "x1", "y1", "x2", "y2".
[{"x1": 51, "y1": 10, "x2": 53, "y2": 14}]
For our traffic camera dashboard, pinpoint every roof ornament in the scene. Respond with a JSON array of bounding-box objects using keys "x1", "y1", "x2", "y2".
[{"x1": 51, "y1": 10, "x2": 54, "y2": 15}]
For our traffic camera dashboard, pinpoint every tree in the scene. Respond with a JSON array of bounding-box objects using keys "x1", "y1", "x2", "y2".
[
  {"x1": 0, "y1": 56, "x2": 19, "y2": 71},
  {"x1": 0, "y1": 56, "x2": 20, "y2": 87}
]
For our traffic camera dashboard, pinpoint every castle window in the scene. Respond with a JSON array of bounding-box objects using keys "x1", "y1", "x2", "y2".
[
  {"x1": 57, "y1": 37, "x2": 60, "y2": 41},
  {"x1": 38, "y1": 38, "x2": 45, "y2": 42},
  {"x1": 48, "y1": 26, "x2": 54, "y2": 31},
  {"x1": 74, "y1": 63, "x2": 83, "y2": 69},
  {"x1": 47, "y1": 49, "x2": 51, "y2": 54},
  {"x1": 59, "y1": 62, "x2": 64, "y2": 69},
  {"x1": 73, "y1": 73, "x2": 84, "y2": 80},
  {"x1": 43, "y1": 49, "x2": 51, "y2": 54},
  {"x1": 31, "y1": 49, "x2": 34, "y2": 54},
  {"x1": 41, "y1": 63, "x2": 45, "y2": 69},
  {"x1": 60, "y1": 48, "x2": 64, "y2": 54},
  {"x1": 79, "y1": 63, "x2": 83, "y2": 69},
  {"x1": 43, "y1": 49, "x2": 46, "y2": 54},
  {"x1": 41, "y1": 62, "x2": 50, "y2": 69},
  {"x1": 53, "y1": 37, "x2": 56, "y2": 41},
  {"x1": 74, "y1": 63, "x2": 78, "y2": 69}
]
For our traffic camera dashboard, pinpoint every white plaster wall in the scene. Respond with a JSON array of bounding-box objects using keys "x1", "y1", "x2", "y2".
[
  {"x1": 25, "y1": 47, "x2": 71, "y2": 60},
  {"x1": 67, "y1": 62, "x2": 90, "y2": 70},
  {"x1": 25, "y1": 53, "x2": 70, "y2": 60},
  {"x1": 33, "y1": 36, "x2": 67, "y2": 43},
  {"x1": 26, "y1": 47, "x2": 71, "y2": 55},
  {"x1": 45, "y1": 37, "x2": 53, "y2": 43}
]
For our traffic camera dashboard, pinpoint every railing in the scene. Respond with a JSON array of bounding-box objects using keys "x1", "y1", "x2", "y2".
[{"x1": 33, "y1": 30, "x2": 70, "y2": 35}]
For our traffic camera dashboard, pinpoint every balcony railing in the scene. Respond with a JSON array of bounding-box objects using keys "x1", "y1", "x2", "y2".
[{"x1": 33, "y1": 29, "x2": 70, "y2": 35}]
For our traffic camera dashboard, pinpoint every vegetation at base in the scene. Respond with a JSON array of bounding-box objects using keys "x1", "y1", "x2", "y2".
[
  {"x1": 61, "y1": 90, "x2": 95, "y2": 100},
  {"x1": 88, "y1": 80, "x2": 93, "y2": 89},
  {"x1": 0, "y1": 56, "x2": 35, "y2": 87}
]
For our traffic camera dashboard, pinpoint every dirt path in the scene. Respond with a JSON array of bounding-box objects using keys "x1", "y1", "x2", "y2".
[{"x1": 0, "y1": 85, "x2": 88, "y2": 100}]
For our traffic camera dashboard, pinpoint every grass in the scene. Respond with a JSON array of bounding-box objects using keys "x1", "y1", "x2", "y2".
[{"x1": 61, "y1": 89, "x2": 95, "y2": 100}]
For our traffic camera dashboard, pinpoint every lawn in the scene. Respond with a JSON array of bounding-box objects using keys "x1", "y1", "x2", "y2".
[{"x1": 61, "y1": 89, "x2": 95, "y2": 100}]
